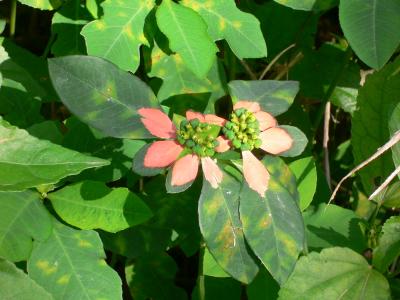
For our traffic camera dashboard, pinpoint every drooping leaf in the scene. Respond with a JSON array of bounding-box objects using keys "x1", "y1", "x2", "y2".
[
  {"x1": 0, "y1": 118, "x2": 109, "y2": 191},
  {"x1": 240, "y1": 156, "x2": 304, "y2": 284},
  {"x1": 303, "y1": 203, "x2": 367, "y2": 253},
  {"x1": 17, "y1": 0, "x2": 61, "y2": 10},
  {"x1": 351, "y1": 59, "x2": 400, "y2": 193},
  {"x1": 48, "y1": 55, "x2": 159, "y2": 139},
  {"x1": 48, "y1": 181, "x2": 153, "y2": 233},
  {"x1": 81, "y1": 0, "x2": 154, "y2": 73},
  {"x1": 289, "y1": 156, "x2": 317, "y2": 211},
  {"x1": 228, "y1": 80, "x2": 299, "y2": 116},
  {"x1": 51, "y1": 0, "x2": 92, "y2": 56},
  {"x1": 279, "y1": 247, "x2": 391, "y2": 300},
  {"x1": 126, "y1": 252, "x2": 187, "y2": 300},
  {"x1": 156, "y1": 0, "x2": 218, "y2": 78},
  {"x1": 0, "y1": 259, "x2": 53, "y2": 300},
  {"x1": 181, "y1": 0, "x2": 267, "y2": 59},
  {"x1": 273, "y1": 0, "x2": 337, "y2": 11},
  {"x1": 373, "y1": 216, "x2": 400, "y2": 272},
  {"x1": 199, "y1": 165, "x2": 259, "y2": 284},
  {"x1": 28, "y1": 220, "x2": 122, "y2": 299},
  {"x1": 339, "y1": 0, "x2": 400, "y2": 69},
  {"x1": 0, "y1": 190, "x2": 52, "y2": 262}
]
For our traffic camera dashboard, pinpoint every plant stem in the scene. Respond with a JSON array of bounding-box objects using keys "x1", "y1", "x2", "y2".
[
  {"x1": 197, "y1": 242, "x2": 205, "y2": 300},
  {"x1": 10, "y1": 0, "x2": 17, "y2": 38},
  {"x1": 259, "y1": 43, "x2": 295, "y2": 80}
]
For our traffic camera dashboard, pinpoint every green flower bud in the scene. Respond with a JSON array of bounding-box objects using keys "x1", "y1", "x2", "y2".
[
  {"x1": 247, "y1": 127, "x2": 255, "y2": 134},
  {"x1": 213, "y1": 140, "x2": 220, "y2": 147},
  {"x1": 177, "y1": 136, "x2": 185, "y2": 145},
  {"x1": 180, "y1": 120, "x2": 188, "y2": 130},
  {"x1": 196, "y1": 126, "x2": 202, "y2": 133},
  {"x1": 232, "y1": 139, "x2": 241, "y2": 149},
  {"x1": 226, "y1": 130, "x2": 235, "y2": 140},
  {"x1": 240, "y1": 122, "x2": 247, "y2": 130},
  {"x1": 190, "y1": 118, "x2": 200, "y2": 128},
  {"x1": 205, "y1": 148, "x2": 215, "y2": 157},
  {"x1": 241, "y1": 144, "x2": 251, "y2": 151},
  {"x1": 225, "y1": 121, "x2": 233, "y2": 129},
  {"x1": 186, "y1": 140, "x2": 195, "y2": 148},
  {"x1": 242, "y1": 136, "x2": 248, "y2": 144},
  {"x1": 248, "y1": 114, "x2": 256, "y2": 122},
  {"x1": 207, "y1": 135, "x2": 214, "y2": 142},
  {"x1": 254, "y1": 139, "x2": 262, "y2": 148}
]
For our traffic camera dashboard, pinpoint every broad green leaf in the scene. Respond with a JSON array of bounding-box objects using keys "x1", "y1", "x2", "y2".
[
  {"x1": 339, "y1": 0, "x2": 400, "y2": 69},
  {"x1": 51, "y1": 0, "x2": 92, "y2": 56},
  {"x1": 351, "y1": 59, "x2": 400, "y2": 193},
  {"x1": 27, "y1": 121, "x2": 63, "y2": 144},
  {"x1": 373, "y1": 216, "x2": 400, "y2": 272},
  {"x1": 240, "y1": 156, "x2": 304, "y2": 284},
  {"x1": 279, "y1": 126, "x2": 308, "y2": 157},
  {"x1": 289, "y1": 157, "x2": 317, "y2": 211},
  {"x1": 81, "y1": 0, "x2": 154, "y2": 73},
  {"x1": 381, "y1": 182, "x2": 400, "y2": 208},
  {"x1": 303, "y1": 204, "x2": 367, "y2": 253},
  {"x1": 48, "y1": 181, "x2": 153, "y2": 233},
  {"x1": 273, "y1": 0, "x2": 337, "y2": 11},
  {"x1": 0, "y1": 190, "x2": 52, "y2": 262},
  {"x1": 48, "y1": 55, "x2": 159, "y2": 139},
  {"x1": 126, "y1": 252, "x2": 186, "y2": 300},
  {"x1": 28, "y1": 220, "x2": 122, "y2": 299},
  {"x1": 147, "y1": 43, "x2": 226, "y2": 104},
  {"x1": 192, "y1": 276, "x2": 241, "y2": 300},
  {"x1": 203, "y1": 248, "x2": 229, "y2": 278},
  {"x1": 246, "y1": 269, "x2": 280, "y2": 300},
  {"x1": 156, "y1": 0, "x2": 218, "y2": 78},
  {"x1": 228, "y1": 80, "x2": 299, "y2": 116},
  {"x1": 199, "y1": 166, "x2": 258, "y2": 284},
  {"x1": 17, "y1": 0, "x2": 61, "y2": 10},
  {"x1": 181, "y1": 0, "x2": 267, "y2": 59},
  {"x1": 389, "y1": 100, "x2": 400, "y2": 169},
  {"x1": 279, "y1": 247, "x2": 391, "y2": 300},
  {"x1": 132, "y1": 144, "x2": 165, "y2": 177},
  {"x1": 0, "y1": 259, "x2": 53, "y2": 300},
  {"x1": 0, "y1": 119, "x2": 109, "y2": 191}
]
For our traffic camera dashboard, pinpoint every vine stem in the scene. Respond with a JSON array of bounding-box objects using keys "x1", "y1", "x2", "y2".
[
  {"x1": 10, "y1": 0, "x2": 17, "y2": 38},
  {"x1": 197, "y1": 242, "x2": 206, "y2": 300},
  {"x1": 259, "y1": 43, "x2": 295, "y2": 80}
]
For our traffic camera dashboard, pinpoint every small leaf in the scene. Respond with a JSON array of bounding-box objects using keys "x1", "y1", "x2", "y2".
[
  {"x1": 156, "y1": 0, "x2": 218, "y2": 78},
  {"x1": 0, "y1": 190, "x2": 52, "y2": 262},
  {"x1": 28, "y1": 220, "x2": 122, "y2": 299},
  {"x1": 373, "y1": 216, "x2": 400, "y2": 272},
  {"x1": 0, "y1": 119, "x2": 109, "y2": 191},
  {"x1": 181, "y1": 0, "x2": 267, "y2": 59},
  {"x1": 48, "y1": 55, "x2": 160, "y2": 139},
  {"x1": 240, "y1": 156, "x2": 304, "y2": 284},
  {"x1": 0, "y1": 259, "x2": 53, "y2": 300},
  {"x1": 339, "y1": 0, "x2": 400, "y2": 69},
  {"x1": 48, "y1": 180, "x2": 153, "y2": 233},
  {"x1": 228, "y1": 80, "x2": 299, "y2": 116},
  {"x1": 82, "y1": 0, "x2": 154, "y2": 72},
  {"x1": 279, "y1": 247, "x2": 391, "y2": 300}
]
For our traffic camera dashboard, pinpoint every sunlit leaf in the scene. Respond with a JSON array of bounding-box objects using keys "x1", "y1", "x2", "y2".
[{"x1": 273, "y1": 0, "x2": 337, "y2": 11}]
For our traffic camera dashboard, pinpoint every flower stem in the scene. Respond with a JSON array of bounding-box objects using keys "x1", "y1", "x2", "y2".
[{"x1": 197, "y1": 241, "x2": 206, "y2": 300}]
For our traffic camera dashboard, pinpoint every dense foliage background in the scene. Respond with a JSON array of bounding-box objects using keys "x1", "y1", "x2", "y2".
[{"x1": 0, "y1": 0, "x2": 399, "y2": 299}]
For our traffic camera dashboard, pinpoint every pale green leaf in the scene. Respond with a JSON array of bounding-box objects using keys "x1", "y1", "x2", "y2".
[
  {"x1": 17, "y1": 0, "x2": 61, "y2": 10},
  {"x1": 273, "y1": 0, "x2": 337, "y2": 11}
]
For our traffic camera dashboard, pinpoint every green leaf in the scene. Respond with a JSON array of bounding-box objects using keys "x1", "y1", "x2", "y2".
[
  {"x1": 273, "y1": 0, "x2": 337, "y2": 11},
  {"x1": 192, "y1": 276, "x2": 241, "y2": 300},
  {"x1": 303, "y1": 203, "x2": 367, "y2": 253},
  {"x1": 246, "y1": 268, "x2": 280, "y2": 300},
  {"x1": 351, "y1": 59, "x2": 400, "y2": 194},
  {"x1": 28, "y1": 220, "x2": 122, "y2": 299},
  {"x1": 381, "y1": 182, "x2": 400, "y2": 208},
  {"x1": 181, "y1": 0, "x2": 267, "y2": 59},
  {"x1": 339, "y1": 0, "x2": 400, "y2": 69},
  {"x1": 156, "y1": 0, "x2": 217, "y2": 78},
  {"x1": 203, "y1": 248, "x2": 229, "y2": 278},
  {"x1": 51, "y1": 0, "x2": 92, "y2": 56},
  {"x1": 132, "y1": 144, "x2": 166, "y2": 177},
  {"x1": 126, "y1": 252, "x2": 186, "y2": 300},
  {"x1": 228, "y1": 80, "x2": 299, "y2": 116},
  {"x1": 17, "y1": 0, "x2": 61, "y2": 10},
  {"x1": 48, "y1": 181, "x2": 153, "y2": 233},
  {"x1": 199, "y1": 166, "x2": 258, "y2": 284},
  {"x1": 289, "y1": 157, "x2": 317, "y2": 211},
  {"x1": 0, "y1": 259, "x2": 53, "y2": 300},
  {"x1": 279, "y1": 247, "x2": 391, "y2": 300},
  {"x1": 48, "y1": 55, "x2": 159, "y2": 139},
  {"x1": 81, "y1": 0, "x2": 154, "y2": 73},
  {"x1": 279, "y1": 126, "x2": 308, "y2": 157},
  {"x1": 373, "y1": 216, "x2": 400, "y2": 272},
  {"x1": 0, "y1": 119, "x2": 109, "y2": 191},
  {"x1": 27, "y1": 121, "x2": 63, "y2": 144},
  {"x1": 240, "y1": 156, "x2": 304, "y2": 284},
  {"x1": 0, "y1": 190, "x2": 52, "y2": 262},
  {"x1": 389, "y1": 100, "x2": 400, "y2": 169}
]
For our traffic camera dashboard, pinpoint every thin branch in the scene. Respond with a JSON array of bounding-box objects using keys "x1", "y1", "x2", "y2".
[
  {"x1": 239, "y1": 59, "x2": 257, "y2": 80},
  {"x1": 329, "y1": 130, "x2": 400, "y2": 203},
  {"x1": 369, "y1": 164, "x2": 400, "y2": 200},
  {"x1": 259, "y1": 43, "x2": 295, "y2": 80},
  {"x1": 274, "y1": 52, "x2": 304, "y2": 80},
  {"x1": 10, "y1": 0, "x2": 17, "y2": 38},
  {"x1": 323, "y1": 101, "x2": 332, "y2": 190}
]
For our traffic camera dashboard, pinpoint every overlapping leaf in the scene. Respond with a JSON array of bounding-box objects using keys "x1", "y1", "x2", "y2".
[
  {"x1": 156, "y1": 0, "x2": 217, "y2": 78},
  {"x1": 181, "y1": 0, "x2": 267, "y2": 59},
  {"x1": 82, "y1": 0, "x2": 154, "y2": 72},
  {"x1": 199, "y1": 166, "x2": 258, "y2": 284},
  {"x1": 279, "y1": 247, "x2": 391, "y2": 300},
  {"x1": 240, "y1": 156, "x2": 304, "y2": 284},
  {"x1": 48, "y1": 55, "x2": 159, "y2": 139},
  {"x1": 0, "y1": 260, "x2": 53, "y2": 300},
  {"x1": 273, "y1": 0, "x2": 338, "y2": 11},
  {"x1": 28, "y1": 220, "x2": 122, "y2": 299},
  {"x1": 339, "y1": 0, "x2": 400, "y2": 69},
  {"x1": 0, "y1": 191, "x2": 52, "y2": 262},
  {"x1": 0, "y1": 119, "x2": 108, "y2": 191},
  {"x1": 17, "y1": 0, "x2": 61, "y2": 10}
]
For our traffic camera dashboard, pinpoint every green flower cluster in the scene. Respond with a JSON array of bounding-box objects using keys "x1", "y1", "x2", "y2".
[
  {"x1": 222, "y1": 108, "x2": 262, "y2": 151},
  {"x1": 176, "y1": 119, "x2": 219, "y2": 157}
]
